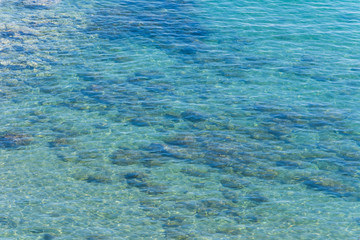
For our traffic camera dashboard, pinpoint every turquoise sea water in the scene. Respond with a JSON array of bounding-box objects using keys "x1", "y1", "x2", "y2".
[{"x1": 1, "y1": 0, "x2": 360, "y2": 239}]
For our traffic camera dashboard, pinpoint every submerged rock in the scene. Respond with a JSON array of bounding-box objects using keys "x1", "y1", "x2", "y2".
[
  {"x1": 142, "y1": 157, "x2": 164, "y2": 168},
  {"x1": 195, "y1": 208, "x2": 220, "y2": 218},
  {"x1": 181, "y1": 110, "x2": 207, "y2": 123},
  {"x1": 84, "y1": 175, "x2": 111, "y2": 184},
  {"x1": 195, "y1": 198, "x2": 234, "y2": 218},
  {"x1": 220, "y1": 177, "x2": 249, "y2": 189},
  {"x1": 276, "y1": 160, "x2": 303, "y2": 169},
  {"x1": 164, "y1": 229, "x2": 193, "y2": 240},
  {"x1": 0, "y1": 132, "x2": 32, "y2": 148},
  {"x1": 110, "y1": 148, "x2": 144, "y2": 166},
  {"x1": 180, "y1": 167, "x2": 207, "y2": 177},
  {"x1": 163, "y1": 216, "x2": 185, "y2": 228},
  {"x1": 48, "y1": 137, "x2": 72, "y2": 148},
  {"x1": 73, "y1": 173, "x2": 111, "y2": 184},
  {"x1": 216, "y1": 225, "x2": 241, "y2": 235},
  {"x1": 145, "y1": 143, "x2": 171, "y2": 156},
  {"x1": 205, "y1": 156, "x2": 237, "y2": 169},
  {"x1": 86, "y1": 235, "x2": 108, "y2": 240},
  {"x1": 124, "y1": 171, "x2": 147, "y2": 180},
  {"x1": 200, "y1": 199, "x2": 229, "y2": 210},
  {"x1": 143, "y1": 184, "x2": 168, "y2": 195},
  {"x1": 125, "y1": 171, "x2": 149, "y2": 189},
  {"x1": 124, "y1": 171, "x2": 167, "y2": 194},
  {"x1": 164, "y1": 134, "x2": 197, "y2": 148},
  {"x1": 164, "y1": 113, "x2": 181, "y2": 122},
  {"x1": 303, "y1": 177, "x2": 355, "y2": 198},
  {"x1": 239, "y1": 166, "x2": 280, "y2": 180},
  {"x1": 43, "y1": 234, "x2": 55, "y2": 240},
  {"x1": 129, "y1": 118, "x2": 150, "y2": 127},
  {"x1": 220, "y1": 188, "x2": 240, "y2": 203},
  {"x1": 245, "y1": 192, "x2": 268, "y2": 203},
  {"x1": 228, "y1": 212, "x2": 259, "y2": 224}
]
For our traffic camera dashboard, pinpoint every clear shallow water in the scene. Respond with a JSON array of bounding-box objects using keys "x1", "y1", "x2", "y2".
[{"x1": 0, "y1": 0, "x2": 360, "y2": 239}]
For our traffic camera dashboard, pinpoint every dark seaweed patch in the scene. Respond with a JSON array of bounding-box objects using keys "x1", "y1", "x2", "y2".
[
  {"x1": 303, "y1": 177, "x2": 355, "y2": 198},
  {"x1": 125, "y1": 172, "x2": 149, "y2": 188},
  {"x1": 181, "y1": 167, "x2": 207, "y2": 177},
  {"x1": 143, "y1": 184, "x2": 168, "y2": 195},
  {"x1": 200, "y1": 199, "x2": 230, "y2": 210},
  {"x1": 85, "y1": 175, "x2": 111, "y2": 184},
  {"x1": 163, "y1": 216, "x2": 185, "y2": 228},
  {"x1": 0, "y1": 31, "x2": 16, "y2": 38},
  {"x1": 43, "y1": 234, "x2": 55, "y2": 240},
  {"x1": 220, "y1": 177, "x2": 249, "y2": 189},
  {"x1": 0, "y1": 132, "x2": 32, "y2": 148},
  {"x1": 48, "y1": 137, "x2": 72, "y2": 148},
  {"x1": 124, "y1": 171, "x2": 167, "y2": 195},
  {"x1": 205, "y1": 156, "x2": 237, "y2": 169},
  {"x1": 216, "y1": 226, "x2": 241, "y2": 235},
  {"x1": 181, "y1": 110, "x2": 207, "y2": 123},
  {"x1": 164, "y1": 134, "x2": 197, "y2": 147},
  {"x1": 164, "y1": 229, "x2": 193, "y2": 240},
  {"x1": 142, "y1": 157, "x2": 164, "y2": 168},
  {"x1": 144, "y1": 143, "x2": 173, "y2": 157},
  {"x1": 124, "y1": 171, "x2": 147, "y2": 180},
  {"x1": 88, "y1": 0, "x2": 209, "y2": 63},
  {"x1": 220, "y1": 188, "x2": 240, "y2": 203},
  {"x1": 164, "y1": 113, "x2": 181, "y2": 122},
  {"x1": 245, "y1": 192, "x2": 268, "y2": 203},
  {"x1": 129, "y1": 118, "x2": 150, "y2": 127},
  {"x1": 86, "y1": 235, "x2": 108, "y2": 240},
  {"x1": 110, "y1": 148, "x2": 144, "y2": 166},
  {"x1": 276, "y1": 160, "x2": 302, "y2": 169}
]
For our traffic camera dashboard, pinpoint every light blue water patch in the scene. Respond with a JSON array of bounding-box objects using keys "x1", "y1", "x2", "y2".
[{"x1": 1, "y1": 0, "x2": 360, "y2": 239}]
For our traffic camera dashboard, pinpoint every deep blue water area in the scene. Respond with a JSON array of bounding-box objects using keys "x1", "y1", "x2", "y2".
[{"x1": 1, "y1": 0, "x2": 360, "y2": 239}]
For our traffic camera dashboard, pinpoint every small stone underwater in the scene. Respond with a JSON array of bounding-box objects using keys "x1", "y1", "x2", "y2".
[{"x1": 0, "y1": 0, "x2": 360, "y2": 239}]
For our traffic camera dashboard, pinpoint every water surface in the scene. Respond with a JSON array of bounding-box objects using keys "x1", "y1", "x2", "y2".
[{"x1": 1, "y1": 0, "x2": 360, "y2": 239}]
